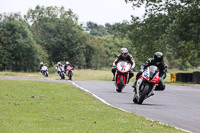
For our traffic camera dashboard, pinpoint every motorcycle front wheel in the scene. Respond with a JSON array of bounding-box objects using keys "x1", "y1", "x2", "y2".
[
  {"x1": 138, "y1": 83, "x2": 150, "y2": 104},
  {"x1": 60, "y1": 73, "x2": 65, "y2": 79},
  {"x1": 116, "y1": 76, "x2": 124, "y2": 92},
  {"x1": 68, "y1": 71, "x2": 72, "y2": 80},
  {"x1": 133, "y1": 94, "x2": 138, "y2": 103},
  {"x1": 45, "y1": 73, "x2": 48, "y2": 77}
]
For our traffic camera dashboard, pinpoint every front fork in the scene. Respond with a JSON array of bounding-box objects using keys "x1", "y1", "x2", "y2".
[
  {"x1": 136, "y1": 78, "x2": 142, "y2": 98},
  {"x1": 115, "y1": 72, "x2": 129, "y2": 84}
]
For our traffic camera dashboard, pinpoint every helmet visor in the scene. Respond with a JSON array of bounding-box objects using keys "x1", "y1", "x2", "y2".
[
  {"x1": 155, "y1": 57, "x2": 163, "y2": 62},
  {"x1": 122, "y1": 53, "x2": 128, "y2": 58}
]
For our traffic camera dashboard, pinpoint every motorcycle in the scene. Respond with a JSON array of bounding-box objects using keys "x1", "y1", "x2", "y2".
[
  {"x1": 133, "y1": 65, "x2": 160, "y2": 104},
  {"x1": 66, "y1": 66, "x2": 73, "y2": 80},
  {"x1": 41, "y1": 66, "x2": 48, "y2": 77},
  {"x1": 57, "y1": 66, "x2": 65, "y2": 79},
  {"x1": 114, "y1": 61, "x2": 131, "y2": 92}
]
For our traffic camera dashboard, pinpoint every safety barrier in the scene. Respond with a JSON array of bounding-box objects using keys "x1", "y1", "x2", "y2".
[
  {"x1": 170, "y1": 73, "x2": 177, "y2": 82},
  {"x1": 170, "y1": 72, "x2": 200, "y2": 84},
  {"x1": 193, "y1": 71, "x2": 200, "y2": 84}
]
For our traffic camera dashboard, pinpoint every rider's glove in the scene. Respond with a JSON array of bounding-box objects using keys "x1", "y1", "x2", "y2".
[{"x1": 160, "y1": 73, "x2": 166, "y2": 80}]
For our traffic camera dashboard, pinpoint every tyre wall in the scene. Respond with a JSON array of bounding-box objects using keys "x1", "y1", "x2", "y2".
[{"x1": 170, "y1": 72, "x2": 199, "y2": 84}]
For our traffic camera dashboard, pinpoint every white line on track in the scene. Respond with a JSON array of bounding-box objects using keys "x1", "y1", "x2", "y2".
[{"x1": 69, "y1": 80, "x2": 191, "y2": 133}]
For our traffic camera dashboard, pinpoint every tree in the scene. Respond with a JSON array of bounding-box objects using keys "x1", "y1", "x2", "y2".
[
  {"x1": 0, "y1": 13, "x2": 42, "y2": 71},
  {"x1": 85, "y1": 21, "x2": 110, "y2": 36},
  {"x1": 125, "y1": 0, "x2": 200, "y2": 69}
]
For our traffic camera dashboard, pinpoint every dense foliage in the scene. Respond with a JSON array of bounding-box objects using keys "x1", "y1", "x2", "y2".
[
  {"x1": 0, "y1": 14, "x2": 41, "y2": 71},
  {"x1": 125, "y1": 0, "x2": 200, "y2": 69},
  {"x1": 0, "y1": 2, "x2": 199, "y2": 71}
]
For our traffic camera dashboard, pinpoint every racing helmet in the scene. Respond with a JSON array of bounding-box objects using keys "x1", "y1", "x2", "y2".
[
  {"x1": 154, "y1": 52, "x2": 163, "y2": 63},
  {"x1": 120, "y1": 48, "x2": 128, "y2": 58},
  {"x1": 66, "y1": 61, "x2": 69, "y2": 65},
  {"x1": 57, "y1": 62, "x2": 61, "y2": 66}
]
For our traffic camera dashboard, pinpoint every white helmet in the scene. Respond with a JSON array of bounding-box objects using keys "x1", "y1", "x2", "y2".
[
  {"x1": 66, "y1": 61, "x2": 69, "y2": 65},
  {"x1": 57, "y1": 62, "x2": 61, "y2": 65}
]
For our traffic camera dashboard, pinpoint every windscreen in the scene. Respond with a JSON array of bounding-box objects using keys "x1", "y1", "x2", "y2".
[{"x1": 149, "y1": 66, "x2": 159, "y2": 80}]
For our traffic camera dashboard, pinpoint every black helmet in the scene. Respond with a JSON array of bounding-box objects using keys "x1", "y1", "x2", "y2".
[{"x1": 154, "y1": 52, "x2": 163, "y2": 62}]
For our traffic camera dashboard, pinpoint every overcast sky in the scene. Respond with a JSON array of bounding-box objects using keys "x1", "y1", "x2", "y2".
[{"x1": 0, "y1": 0, "x2": 145, "y2": 25}]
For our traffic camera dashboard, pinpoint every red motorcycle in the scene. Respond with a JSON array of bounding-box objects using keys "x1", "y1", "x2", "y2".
[
  {"x1": 66, "y1": 66, "x2": 73, "y2": 80},
  {"x1": 133, "y1": 65, "x2": 160, "y2": 104},
  {"x1": 115, "y1": 61, "x2": 131, "y2": 92}
]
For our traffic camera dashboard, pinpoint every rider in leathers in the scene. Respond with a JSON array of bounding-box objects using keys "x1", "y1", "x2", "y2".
[
  {"x1": 112, "y1": 48, "x2": 135, "y2": 81},
  {"x1": 132, "y1": 52, "x2": 167, "y2": 91},
  {"x1": 56, "y1": 62, "x2": 63, "y2": 74},
  {"x1": 64, "y1": 61, "x2": 73, "y2": 73},
  {"x1": 39, "y1": 62, "x2": 44, "y2": 70}
]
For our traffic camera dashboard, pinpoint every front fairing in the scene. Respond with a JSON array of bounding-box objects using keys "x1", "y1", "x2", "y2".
[
  {"x1": 116, "y1": 61, "x2": 131, "y2": 73},
  {"x1": 142, "y1": 65, "x2": 160, "y2": 84},
  {"x1": 115, "y1": 61, "x2": 131, "y2": 85},
  {"x1": 66, "y1": 66, "x2": 73, "y2": 71},
  {"x1": 41, "y1": 66, "x2": 48, "y2": 71}
]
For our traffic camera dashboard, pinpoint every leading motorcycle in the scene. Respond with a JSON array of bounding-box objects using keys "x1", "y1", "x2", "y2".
[
  {"x1": 114, "y1": 61, "x2": 131, "y2": 92},
  {"x1": 41, "y1": 66, "x2": 48, "y2": 77},
  {"x1": 133, "y1": 65, "x2": 160, "y2": 104}
]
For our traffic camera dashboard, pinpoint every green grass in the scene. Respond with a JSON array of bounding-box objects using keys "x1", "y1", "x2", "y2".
[{"x1": 0, "y1": 80, "x2": 185, "y2": 133}]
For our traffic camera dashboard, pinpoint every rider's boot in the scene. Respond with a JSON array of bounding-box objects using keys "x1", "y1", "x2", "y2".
[{"x1": 112, "y1": 77, "x2": 115, "y2": 81}]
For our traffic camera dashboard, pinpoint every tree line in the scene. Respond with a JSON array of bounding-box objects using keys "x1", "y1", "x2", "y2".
[{"x1": 0, "y1": 0, "x2": 199, "y2": 72}]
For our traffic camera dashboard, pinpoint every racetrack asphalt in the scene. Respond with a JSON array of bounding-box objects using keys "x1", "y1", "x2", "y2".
[{"x1": 73, "y1": 81, "x2": 200, "y2": 133}]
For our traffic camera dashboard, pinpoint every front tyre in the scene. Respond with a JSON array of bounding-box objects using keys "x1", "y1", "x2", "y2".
[
  {"x1": 45, "y1": 73, "x2": 48, "y2": 77},
  {"x1": 60, "y1": 72, "x2": 65, "y2": 79},
  {"x1": 138, "y1": 83, "x2": 150, "y2": 104},
  {"x1": 116, "y1": 76, "x2": 124, "y2": 92},
  {"x1": 133, "y1": 94, "x2": 138, "y2": 103},
  {"x1": 69, "y1": 71, "x2": 72, "y2": 80}
]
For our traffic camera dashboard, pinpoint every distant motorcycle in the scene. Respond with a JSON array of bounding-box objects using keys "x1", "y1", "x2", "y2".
[
  {"x1": 66, "y1": 66, "x2": 73, "y2": 80},
  {"x1": 133, "y1": 65, "x2": 160, "y2": 104},
  {"x1": 57, "y1": 66, "x2": 65, "y2": 79},
  {"x1": 114, "y1": 61, "x2": 131, "y2": 92},
  {"x1": 41, "y1": 66, "x2": 48, "y2": 77}
]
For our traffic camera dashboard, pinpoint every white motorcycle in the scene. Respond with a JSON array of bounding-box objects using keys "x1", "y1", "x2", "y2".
[
  {"x1": 133, "y1": 65, "x2": 161, "y2": 104},
  {"x1": 41, "y1": 66, "x2": 48, "y2": 77},
  {"x1": 57, "y1": 66, "x2": 65, "y2": 79}
]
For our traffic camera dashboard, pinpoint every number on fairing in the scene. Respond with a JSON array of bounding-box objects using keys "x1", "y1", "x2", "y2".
[
  {"x1": 121, "y1": 68, "x2": 125, "y2": 71},
  {"x1": 143, "y1": 70, "x2": 149, "y2": 78}
]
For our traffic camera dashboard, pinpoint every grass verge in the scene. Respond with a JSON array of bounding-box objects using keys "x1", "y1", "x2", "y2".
[{"x1": 0, "y1": 80, "x2": 185, "y2": 133}]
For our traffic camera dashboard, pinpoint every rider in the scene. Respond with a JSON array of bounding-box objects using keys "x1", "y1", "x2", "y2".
[
  {"x1": 132, "y1": 52, "x2": 167, "y2": 91},
  {"x1": 111, "y1": 48, "x2": 135, "y2": 81},
  {"x1": 40, "y1": 62, "x2": 44, "y2": 69},
  {"x1": 56, "y1": 62, "x2": 63, "y2": 74},
  {"x1": 39, "y1": 62, "x2": 44, "y2": 72},
  {"x1": 64, "y1": 61, "x2": 73, "y2": 73}
]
